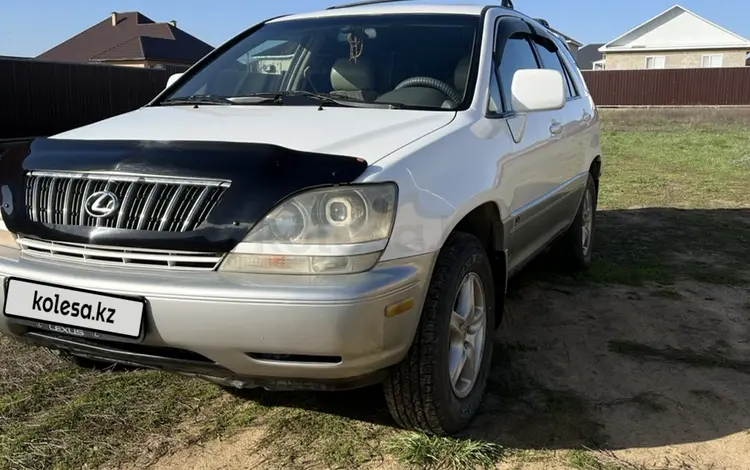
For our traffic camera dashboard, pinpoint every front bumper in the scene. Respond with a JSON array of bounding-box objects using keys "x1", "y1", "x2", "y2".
[{"x1": 0, "y1": 247, "x2": 434, "y2": 390}]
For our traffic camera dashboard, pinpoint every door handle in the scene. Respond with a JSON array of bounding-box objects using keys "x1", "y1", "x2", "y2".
[
  {"x1": 582, "y1": 111, "x2": 592, "y2": 122},
  {"x1": 549, "y1": 122, "x2": 563, "y2": 135}
]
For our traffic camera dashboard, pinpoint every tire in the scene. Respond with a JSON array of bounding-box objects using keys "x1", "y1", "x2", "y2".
[
  {"x1": 555, "y1": 173, "x2": 598, "y2": 270},
  {"x1": 383, "y1": 232, "x2": 495, "y2": 435}
]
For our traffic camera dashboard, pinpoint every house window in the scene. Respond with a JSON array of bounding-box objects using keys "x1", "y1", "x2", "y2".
[
  {"x1": 701, "y1": 54, "x2": 723, "y2": 68},
  {"x1": 593, "y1": 59, "x2": 606, "y2": 70},
  {"x1": 645, "y1": 56, "x2": 666, "y2": 69}
]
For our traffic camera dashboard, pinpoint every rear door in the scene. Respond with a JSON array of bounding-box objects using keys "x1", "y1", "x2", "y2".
[{"x1": 530, "y1": 33, "x2": 581, "y2": 184}]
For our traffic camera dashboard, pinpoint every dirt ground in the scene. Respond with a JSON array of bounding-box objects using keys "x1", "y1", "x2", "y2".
[{"x1": 142, "y1": 274, "x2": 750, "y2": 470}]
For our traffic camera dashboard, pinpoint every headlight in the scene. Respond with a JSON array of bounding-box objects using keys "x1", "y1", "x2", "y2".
[
  {"x1": 220, "y1": 183, "x2": 397, "y2": 274},
  {"x1": 0, "y1": 216, "x2": 19, "y2": 250}
]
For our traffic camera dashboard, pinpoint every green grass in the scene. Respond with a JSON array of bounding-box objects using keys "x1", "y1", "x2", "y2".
[
  {"x1": 0, "y1": 340, "x2": 261, "y2": 470},
  {"x1": 567, "y1": 448, "x2": 714, "y2": 470},
  {"x1": 520, "y1": 108, "x2": 750, "y2": 287},
  {"x1": 256, "y1": 406, "x2": 390, "y2": 469},
  {"x1": 387, "y1": 433, "x2": 506, "y2": 469},
  {"x1": 2, "y1": 108, "x2": 750, "y2": 469}
]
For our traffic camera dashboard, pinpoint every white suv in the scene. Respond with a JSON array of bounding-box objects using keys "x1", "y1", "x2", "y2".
[{"x1": 0, "y1": 1, "x2": 600, "y2": 435}]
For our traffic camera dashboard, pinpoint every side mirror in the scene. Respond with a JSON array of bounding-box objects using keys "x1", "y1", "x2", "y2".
[
  {"x1": 166, "y1": 72, "x2": 184, "y2": 90},
  {"x1": 510, "y1": 69, "x2": 565, "y2": 112}
]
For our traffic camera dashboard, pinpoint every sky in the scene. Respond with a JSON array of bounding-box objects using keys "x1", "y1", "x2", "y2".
[{"x1": 1, "y1": 0, "x2": 748, "y2": 57}]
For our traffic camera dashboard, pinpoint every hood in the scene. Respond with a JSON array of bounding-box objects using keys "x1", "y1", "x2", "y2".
[
  {"x1": 52, "y1": 105, "x2": 457, "y2": 162},
  {"x1": 0, "y1": 138, "x2": 369, "y2": 252}
]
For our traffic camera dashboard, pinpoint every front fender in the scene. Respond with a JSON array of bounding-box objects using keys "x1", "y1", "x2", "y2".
[{"x1": 358, "y1": 116, "x2": 513, "y2": 262}]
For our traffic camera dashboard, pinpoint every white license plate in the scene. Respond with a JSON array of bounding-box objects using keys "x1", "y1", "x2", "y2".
[{"x1": 4, "y1": 279, "x2": 145, "y2": 338}]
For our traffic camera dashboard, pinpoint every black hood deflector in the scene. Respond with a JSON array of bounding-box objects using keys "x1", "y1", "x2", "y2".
[{"x1": 0, "y1": 138, "x2": 369, "y2": 252}]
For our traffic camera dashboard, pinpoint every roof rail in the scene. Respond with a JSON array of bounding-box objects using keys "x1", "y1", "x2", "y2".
[
  {"x1": 326, "y1": 0, "x2": 412, "y2": 10},
  {"x1": 327, "y1": 0, "x2": 515, "y2": 10}
]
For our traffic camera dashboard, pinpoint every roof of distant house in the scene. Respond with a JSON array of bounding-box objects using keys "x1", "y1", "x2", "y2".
[
  {"x1": 36, "y1": 12, "x2": 213, "y2": 65},
  {"x1": 576, "y1": 43, "x2": 605, "y2": 70},
  {"x1": 599, "y1": 4, "x2": 750, "y2": 52},
  {"x1": 548, "y1": 27, "x2": 583, "y2": 47},
  {"x1": 0, "y1": 55, "x2": 33, "y2": 60}
]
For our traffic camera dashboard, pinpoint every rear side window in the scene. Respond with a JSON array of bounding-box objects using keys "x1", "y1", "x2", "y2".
[
  {"x1": 498, "y1": 35, "x2": 539, "y2": 111},
  {"x1": 533, "y1": 39, "x2": 577, "y2": 99}
]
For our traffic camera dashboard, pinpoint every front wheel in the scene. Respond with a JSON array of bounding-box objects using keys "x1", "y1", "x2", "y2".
[{"x1": 383, "y1": 232, "x2": 495, "y2": 435}]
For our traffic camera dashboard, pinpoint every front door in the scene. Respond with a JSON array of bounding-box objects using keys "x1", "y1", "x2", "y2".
[{"x1": 488, "y1": 17, "x2": 569, "y2": 272}]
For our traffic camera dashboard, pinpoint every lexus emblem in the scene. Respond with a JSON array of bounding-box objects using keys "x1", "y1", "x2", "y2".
[{"x1": 84, "y1": 190, "x2": 120, "y2": 218}]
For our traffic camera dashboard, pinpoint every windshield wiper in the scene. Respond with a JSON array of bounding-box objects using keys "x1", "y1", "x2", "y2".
[
  {"x1": 160, "y1": 94, "x2": 235, "y2": 106},
  {"x1": 230, "y1": 91, "x2": 397, "y2": 109}
]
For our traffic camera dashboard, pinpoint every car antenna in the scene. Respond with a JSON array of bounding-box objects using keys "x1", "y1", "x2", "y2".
[{"x1": 501, "y1": 0, "x2": 514, "y2": 8}]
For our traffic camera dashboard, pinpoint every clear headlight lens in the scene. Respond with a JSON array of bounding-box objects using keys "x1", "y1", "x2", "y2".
[
  {"x1": 220, "y1": 183, "x2": 397, "y2": 275},
  {"x1": 0, "y1": 217, "x2": 19, "y2": 250}
]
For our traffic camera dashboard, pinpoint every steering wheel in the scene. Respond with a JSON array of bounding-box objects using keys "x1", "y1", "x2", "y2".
[{"x1": 393, "y1": 77, "x2": 462, "y2": 104}]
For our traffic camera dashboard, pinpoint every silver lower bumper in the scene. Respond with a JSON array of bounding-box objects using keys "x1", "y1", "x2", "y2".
[{"x1": 0, "y1": 247, "x2": 435, "y2": 386}]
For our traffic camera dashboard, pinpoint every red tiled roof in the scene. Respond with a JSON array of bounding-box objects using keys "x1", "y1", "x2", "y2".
[{"x1": 36, "y1": 12, "x2": 213, "y2": 65}]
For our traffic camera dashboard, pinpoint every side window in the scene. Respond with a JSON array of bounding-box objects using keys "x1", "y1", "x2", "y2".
[
  {"x1": 497, "y1": 34, "x2": 540, "y2": 111},
  {"x1": 553, "y1": 36, "x2": 587, "y2": 95},
  {"x1": 533, "y1": 39, "x2": 577, "y2": 99}
]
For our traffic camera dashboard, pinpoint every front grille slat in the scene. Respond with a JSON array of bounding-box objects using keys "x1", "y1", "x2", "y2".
[
  {"x1": 182, "y1": 186, "x2": 211, "y2": 232},
  {"x1": 159, "y1": 185, "x2": 185, "y2": 232},
  {"x1": 18, "y1": 237, "x2": 223, "y2": 271},
  {"x1": 116, "y1": 182, "x2": 136, "y2": 229},
  {"x1": 45, "y1": 178, "x2": 56, "y2": 224},
  {"x1": 61, "y1": 178, "x2": 74, "y2": 225},
  {"x1": 30, "y1": 177, "x2": 41, "y2": 221},
  {"x1": 23, "y1": 172, "x2": 229, "y2": 233},
  {"x1": 137, "y1": 183, "x2": 163, "y2": 231},
  {"x1": 78, "y1": 180, "x2": 94, "y2": 225}
]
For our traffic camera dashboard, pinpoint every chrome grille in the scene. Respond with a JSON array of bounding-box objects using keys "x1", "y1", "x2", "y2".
[
  {"x1": 24, "y1": 171, "x2": 230, "y2": 231},
  {"x1": 18, "y1": 237, "x2": 223, "y2": 271}
]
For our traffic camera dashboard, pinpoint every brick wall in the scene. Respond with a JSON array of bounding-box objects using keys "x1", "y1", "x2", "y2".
[{"x1": 604, "y1": 49, "x2": 748, "y2": 70}]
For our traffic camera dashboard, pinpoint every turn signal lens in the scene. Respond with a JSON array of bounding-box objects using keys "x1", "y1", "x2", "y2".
[{"x1": 221, "y1": 252, "x2": 381, "y2": 275}]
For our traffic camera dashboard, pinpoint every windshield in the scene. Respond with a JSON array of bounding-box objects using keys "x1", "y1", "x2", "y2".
[{"x1": 161, "y1": 14, "x2": 480, "y2": 110}]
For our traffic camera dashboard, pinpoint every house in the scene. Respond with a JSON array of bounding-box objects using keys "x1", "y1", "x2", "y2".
[
  {"x1": 532, "y1": 19, "x2": 582, "y2": 61},
  {"x1": 576, "y1": 43, "x2": 605, "y2": 70},
  {"x1": 36, "y1": 12, "x2": 213, "y2": 69},
  {"x1": 598, "y1": 5, "x2": 750, "y2": 70},
  {"x1": 0, "y1": 55, "x2": 33, "y2": 61},
  {"x1": 550, "y1": 28, "x2": 583, "y2": 61}
]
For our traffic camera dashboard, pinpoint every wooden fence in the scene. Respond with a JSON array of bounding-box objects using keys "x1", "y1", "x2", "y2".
[
  {"x1": 581, "y1": 67, "x2": 750, "y2": 107},
  {"x1": 0, "y1": 58, "x2": 187, "y2": 140}
]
